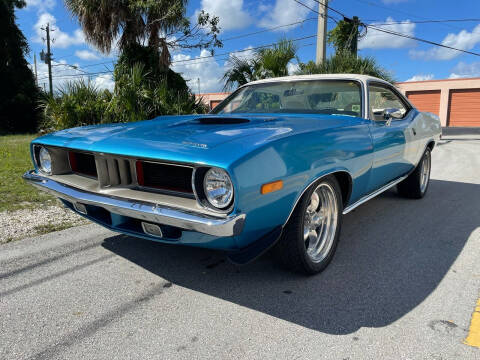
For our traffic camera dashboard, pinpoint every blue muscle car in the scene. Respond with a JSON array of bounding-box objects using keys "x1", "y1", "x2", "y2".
[{"x1": 24, "y1": 74, "x2": 441, "y2": 274}]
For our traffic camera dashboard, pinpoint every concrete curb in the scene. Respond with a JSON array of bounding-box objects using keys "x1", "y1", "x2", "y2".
[{"x1": 442, "y1": 127, "x2": 480, "y2": 135}]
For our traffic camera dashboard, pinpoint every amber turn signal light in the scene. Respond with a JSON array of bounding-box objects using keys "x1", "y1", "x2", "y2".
[{"x1": 261, "y1": 180, "x2": 283, "y2": 194}]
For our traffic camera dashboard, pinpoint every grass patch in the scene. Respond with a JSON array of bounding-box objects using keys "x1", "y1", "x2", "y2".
[
  {"x1": 0, "y1": 134, "x2": 56, "y2": 212},
  {"x1": 33, "y1": 221, "x2": 77, "y2": 235}
]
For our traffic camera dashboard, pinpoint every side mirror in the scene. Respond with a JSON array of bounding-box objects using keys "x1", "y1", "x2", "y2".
[{"x1": 383, "y1": 108, "x2": 403, "y2": 120}]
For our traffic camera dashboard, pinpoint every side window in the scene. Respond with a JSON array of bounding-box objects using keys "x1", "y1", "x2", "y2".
[{"x1": 368, "y1": 84, "x2": 408, "y2": 121}]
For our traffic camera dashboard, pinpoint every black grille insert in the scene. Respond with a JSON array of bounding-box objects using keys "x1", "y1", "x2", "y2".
[
  {"x1": 69, "y1": 151, "x2": 97, "y2": 178},
  {"x1": 136, "y1": 161, "x2": 193, "y2": 194}
]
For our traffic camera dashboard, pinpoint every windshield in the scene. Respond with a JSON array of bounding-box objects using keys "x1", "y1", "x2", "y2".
[{"x1": 212, "y1": 80, "x2": 363, "y2": 117}]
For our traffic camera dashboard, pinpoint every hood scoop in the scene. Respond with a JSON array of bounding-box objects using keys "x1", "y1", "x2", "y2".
[{"x1": 195, "y1": 117, "x2": 250, "y2": 125}]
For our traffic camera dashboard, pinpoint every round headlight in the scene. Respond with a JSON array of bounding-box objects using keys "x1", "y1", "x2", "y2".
[
  {"x1": 38, "y1": 147, "x2": 52, "y2": 175},
  {"x1": 203, "y1": 168, "x2": 233, "y2": 209}
]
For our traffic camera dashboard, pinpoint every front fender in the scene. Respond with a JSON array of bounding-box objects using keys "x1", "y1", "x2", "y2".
[{"x1": 230, "y1": 120, "x2": 373, "y2": 248}]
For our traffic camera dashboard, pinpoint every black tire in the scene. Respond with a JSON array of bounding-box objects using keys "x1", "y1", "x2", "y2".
[
  {"x1": 397, "y1": 147, "x2": 432, "y2": 199},
  {"x1": 274, "y1": 175, "x2": 343, "y2": 275}
]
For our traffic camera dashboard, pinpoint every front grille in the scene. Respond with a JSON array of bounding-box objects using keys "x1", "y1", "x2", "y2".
[
  {"x1": 67, "y1": 150, "x2": 192, "y2": 195},
  {"x1": 69, "y1": 152, "x2": 97, "y2": 178},
  {"x1": 96, "y1": 157, "x2": 133, "y2": 187},
  {"x1": 136, "y1": 161, "x2": 193, "y2": 194}
]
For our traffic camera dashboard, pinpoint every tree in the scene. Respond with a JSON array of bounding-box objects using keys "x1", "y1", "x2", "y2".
[
  {"x1": 64, "y1": 0, "x2": 221, "y2": 71},
  {"x1": 222, "y1": 39, "x2": 298, "y2": 90},
  {"x1": 256, "y1": 39, "x2": 298, "y2": 78},
  {"x1": 0, "y1": 0, "x2": 40, "y2": 133},
  {"x1": 327, "y1": 17, "x2": 363, "y2": 55},
  {"x1": 296, "y1": 51, "x2": 395, "y2": 83},
  {"x1": 222, "y1": 56, "x2": 259, "y2": 90}
]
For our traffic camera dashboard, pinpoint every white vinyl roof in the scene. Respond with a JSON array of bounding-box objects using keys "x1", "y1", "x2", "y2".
[{"x1": 245, "y1": 74, "x2": 391, "y2": 86}]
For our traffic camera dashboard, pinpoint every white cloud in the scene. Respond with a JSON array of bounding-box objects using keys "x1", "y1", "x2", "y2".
[
  {"x1": 92, "y1": 74, "x2": 115, "y2": 91},
  {"x1": 33, "y1": 12, "x2": 85, "y2": 49},
  {"x1": 287, "y1": 62, "x2": 300, "y2": 75},
  {"x1": 75, "y1": 50, "x2": 100, "y2": 61},
  {"x1": 448, "y1": 61, "x2": 480, "y2": 79},
  {"x1": 34, "y1": 60, "x2": 83, "y2": 91},
  {"x1": 33, "y1": 59, "x2": 114, "y2": 92},
  {"x1": 172, "y1": 49, "x2": 225, "y2": 93},
  {"x1": 405, "y1": 74, "x2": 434, "y2": 82},
  {"x1": 259, "y1": 0, "x2": 315, "y2": 29},
  {"x1": 195, "y1": 0, "x2": 251, "y2": 32},
  {"x1": 359, "y1": 17, "x2": 416, "y2": 49},
  {"x1": 25, "y1": 0, "x2": 56, "y2": 12},
  {"x1": 171, "y1": 45, "x2": 268, "y2": 93},
  {"x1": 409, "y1": 24, "x2": 480, "y2": 61},
  {"x1": 229, "y1": 46, "x2": 255, "y2": 61}
]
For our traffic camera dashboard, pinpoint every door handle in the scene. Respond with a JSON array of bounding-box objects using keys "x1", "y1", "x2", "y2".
[{"x1": 412, "y1": 128, "x2": 417, "y2": 136}]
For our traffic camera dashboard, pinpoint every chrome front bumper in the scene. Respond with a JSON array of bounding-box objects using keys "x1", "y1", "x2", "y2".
[{"x1": 23, "y1": 171, "x2": 245, "y2": 237}]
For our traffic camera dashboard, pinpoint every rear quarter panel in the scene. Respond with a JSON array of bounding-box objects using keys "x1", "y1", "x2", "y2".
[{"x1": 411, "y1": 110, "x2": 442, "y2": 163}]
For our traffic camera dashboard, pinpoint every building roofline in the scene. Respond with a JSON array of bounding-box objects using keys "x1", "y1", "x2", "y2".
[
  {"x1": 195, "y1": 92, "x2": 231, "y2": 96},
  {"x1": 397, "y1": 77, "x2": 480, "y2": 85}
]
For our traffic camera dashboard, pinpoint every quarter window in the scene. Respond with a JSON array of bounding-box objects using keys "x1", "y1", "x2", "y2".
[{"x1": 368, "y1": 84, "x2": 408, "y2": 121}]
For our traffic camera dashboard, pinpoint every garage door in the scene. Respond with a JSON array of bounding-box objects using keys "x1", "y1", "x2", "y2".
[
  {"x1": 210, "y1": 100, "x2": 222, "y2": 109},
  {"x1": 406, "y1": 90, "x2": 441, "y2": 116},
  {"x1": 448, "y1": 89, "x2": 480, "y2": 127}
]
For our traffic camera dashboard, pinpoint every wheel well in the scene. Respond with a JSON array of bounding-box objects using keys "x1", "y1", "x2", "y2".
[
  {"x1": 332, "y1": 171, "x2": 352, "y2": 208},
  {"x1": 427, "y1": 141, "x2": 435, "y2": 150},
  {"x1": 284, "y1": 171, "x2": 353, "y2": 226}
]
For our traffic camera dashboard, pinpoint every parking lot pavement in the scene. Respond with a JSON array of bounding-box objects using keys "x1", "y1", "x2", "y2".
[{"x1": 1, "y1": 137, "x2": 479, "y2": 360}]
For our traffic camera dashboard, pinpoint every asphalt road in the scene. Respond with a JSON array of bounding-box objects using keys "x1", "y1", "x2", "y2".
[{"x1": 1, "y1": 136, "x2": 480, "y2": 360}]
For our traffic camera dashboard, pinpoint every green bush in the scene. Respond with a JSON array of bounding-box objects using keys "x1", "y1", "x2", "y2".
[
  {"x1": 105, "y1": 62, "x2": 208, "y2": 124},
  {"x1": 40, "y1": 80, "x2": 111, "y2": 131},
  {"x1": 39, "y1": 63, "x2": 208, "y2": 132}
]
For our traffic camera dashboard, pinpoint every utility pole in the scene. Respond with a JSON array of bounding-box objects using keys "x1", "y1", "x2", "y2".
[
  {"x1": 33, "y1": 54, "x2": 38, "y2": 86},
  {"x1": 349, "y1": 16, "x2": 360, "y2": 57},
  {"x1": 197, "y1": 78, "x2": 201, "y2": 95},
  {"x1": 41, "y1": 23, "x2": 54, "y2": 96},
  {"x1": 315, "y1": 0, "x2": 328, "y2": 64}
]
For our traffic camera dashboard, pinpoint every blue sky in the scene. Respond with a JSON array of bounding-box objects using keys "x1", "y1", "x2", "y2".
[{"x1": 16, "y1": 0, "x2": 480, "y2": 93}]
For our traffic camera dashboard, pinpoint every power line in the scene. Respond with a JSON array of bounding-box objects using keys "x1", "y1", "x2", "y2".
[
  {"x1": 365, "y1": 24, "x2": 480, "y2": 57},
  {"x1": 37, "y1": 70, "x2": 113, "y2": 81},
  {"x1": 221, "y1": 18, "x2": 318, "y2": 41},
  {"x1": 81, "y1": 61, "x2": 116, "y2": 68},
  {"x1": 51, "y1": 63, "x2": 90, "y2": 75},
  {"x1": 46, "y1": 18, "x2": 325, "y2": 68},
  {"x1": 294, "y1": 0, "x2": 480, "y2": 58},
  {"x1": 292, "y1": 0, "x2": 338, "y2": 23},
  {"x1": 367, "y1": 18, "x2": 480, "y2": 26},
  {"x1": 171, "y1": 34, "x2": 318, "y2": 64},
  {"x1": 311, "y1": 0, "x2": 347, "y2": 18},
  {"x1": 351, "y1": 0, "x2": 464, "y2": 31},
  {"x1": 173, "y1": 42, "x2": 316, "y2": 68}
]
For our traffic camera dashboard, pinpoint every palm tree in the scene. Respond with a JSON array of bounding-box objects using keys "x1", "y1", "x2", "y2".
[
  {"x1": 222, "y1": 56, "x2": 259, "y2": 90},
  {"x1": 256, "y1": 39, "x2": 298, "y2": 78},
  {"x1": 65, "y1": 0, "x2": 219, "y2": 69},
  {"x1": 222, "y1": 39, "x2": 298, "y2": 90},
  {"x1": 296, "y1": 51, "x2": 395, "y2": 83}
]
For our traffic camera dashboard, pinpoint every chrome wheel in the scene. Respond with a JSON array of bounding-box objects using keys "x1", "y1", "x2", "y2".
[
  {"x1": 419, "y1": 151, "x2": 431, "y2": 193},
  {"x1": 303, "y1": 183, "x2": 339, "y2": 263}
]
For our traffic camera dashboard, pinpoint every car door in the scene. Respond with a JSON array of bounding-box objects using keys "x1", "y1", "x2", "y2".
[{"x1": 366, "y1": 82, "x2": 418, "y2": 193}]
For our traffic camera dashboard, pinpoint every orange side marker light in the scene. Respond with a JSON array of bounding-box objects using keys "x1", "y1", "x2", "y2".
[{"x1": 261, "y1": 180, "x2": 283, "y2": 194}]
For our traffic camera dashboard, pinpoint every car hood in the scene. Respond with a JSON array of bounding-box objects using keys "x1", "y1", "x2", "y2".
[{"x1": 34, "y1": 114, "x2": 356, "y2": 167}]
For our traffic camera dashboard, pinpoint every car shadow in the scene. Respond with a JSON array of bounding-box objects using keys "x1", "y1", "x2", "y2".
[{"x1": 102, "y1": 179, "x2": 479, "y2": 335}]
